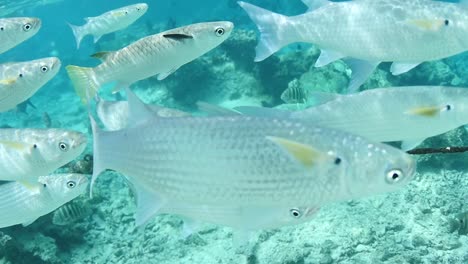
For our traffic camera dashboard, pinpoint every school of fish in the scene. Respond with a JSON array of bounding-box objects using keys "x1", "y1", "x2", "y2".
[{"x1": 1, "y1": 0, "x2": 467, "y2": 250}]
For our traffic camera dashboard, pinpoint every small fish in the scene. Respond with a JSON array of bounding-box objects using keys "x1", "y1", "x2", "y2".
[
  {"x1": 235, "y1": 86, "x2": 468, "y2": 151},
  {"x1": 66, "y1": 21, "x2": 234, "y2": 104},
  {"x1": 449, "y1": 211, "x2": 468, "y2": 235},
  {"x1": 0, "y1": 174, "x2": 88, "y2": 228},
  {"x1": 96, "y1": 95, "x2": 189, "y2": 131},
  {"x1": 281, "y1": 80, "x2": 307, "y2": 104},
  {"x1": 68, "y1": 3, "x2": 148, "y2": 49},
  {"x1": 0, "y1": 17, "x2": 41, "y2": 54},
  {"x1": 0, "y1": 128, "x2": 87, "y2": 182},
  {"x1": 42, "y1": 112, "x2": 52, "y2": 128},
  {"x1": 90, "y1": 88, "x2": 415, "y2": 228},
  {"x1": 239, "y1": 0, "x2": 468, "y2": 92},
  {"x1": 52, "y1": 201, "x2": 92, "y2": 226},
  {"x1": 0, "y1": 57, "x2": 61, "y2": 112}
]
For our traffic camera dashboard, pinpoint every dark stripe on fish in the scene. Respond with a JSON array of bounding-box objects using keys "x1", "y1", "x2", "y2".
[{"x1": 163, "y1": 33, "x2": 193, "y2": 40}]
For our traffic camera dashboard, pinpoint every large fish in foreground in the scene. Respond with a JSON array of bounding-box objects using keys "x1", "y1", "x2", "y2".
[
  {"x1": 68, "y1": 3, "x2": 148, "y2": 49},
  {"x1": 66, "y1": 21, "x2": 234, "y2": 104},
  {"x1": 0, "y1": 128, "x2": 87, "y2": 182},
  {"x1": 239, "y1": 0, "x2": 468, "y2": 92},
  {"x1": 0, "y1": 174, "x2": 88, "y2": 228},
  {"x1": 0, "y1": 57, "x2": 61, "y2": 112},
  {"x1": 0, "y1": 17, "x2": 41, "y2": 54},
  {"x1": 90, "y1": 89, "x2": 415, "y2": 228},
  {"x1": 235, "y1": 86, "x2": 468, "y2": 151}
]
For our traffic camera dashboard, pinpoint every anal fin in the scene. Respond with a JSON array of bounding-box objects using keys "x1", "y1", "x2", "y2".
[
  {"x1": 158, "y1": 67, "x2": 179, "y2": 81},
  {"x1": 343, "y1": 59, "x2": 380, "y2": 93},
  {"x1": 390, "y1": 62, "x2": 421, "y2": 75}
]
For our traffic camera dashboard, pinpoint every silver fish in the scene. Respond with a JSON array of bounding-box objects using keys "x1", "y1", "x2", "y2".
[
  {"x1": 236, "y1": 86, "x2": 468, "y2": 151},
  {"x1": 68, "y1": 3, "x2": 148, "y2": 49},
  {"x1": 0, "y1": 128, "x2": 87, "y2": 182},
  {"x1": 66, "y1": 21, "x2": 234, "y2": 104},
  {"x1": 0, "y1": 57, "x2": 61, "y2": 112},
  {"x1": 239, "y1": 0, "x2": 468, "y2": 91},
  {"x1": 90, "y1": 89, "x2": 415, "y2": 227},
  {"x1": 0, "y1": 17, "x2": 41, "y2": 54},
  {"x1": 0, "y1": 174, "x2": 88, "y2": 228}
]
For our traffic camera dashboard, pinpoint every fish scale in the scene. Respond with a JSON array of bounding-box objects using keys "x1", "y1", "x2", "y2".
[
  {"x1": 0, "y1": 174, "x2": 88, "y2": 228},
  {"x1": 93, "y1": 96, "x2": 415, "y2": 209},
  {"x1": 66, "y1": 21, "x2": 233, "y2": 104},
  {"x1": 0, "y1": 17, "x2": 41, "y2": 54},
  {"x1": 0, "y1": 57, "x2": 61, "y2": 112},
  {"x1": 0, "y1": 128, "x2": 87, "y2": 182}
]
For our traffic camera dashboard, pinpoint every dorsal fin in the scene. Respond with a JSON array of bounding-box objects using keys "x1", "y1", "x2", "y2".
[
  {"x1": 126, "y1": 88, "x2": 157, "y2": 127},
  {"x1": 196, "y1": 101, "x2": 241, "y2": 116},
  {"x1": 163, "y1": 33, "x2": 193, "y2": 40},
  {"x1": 301, "y1": 0, "x2": 329, "y2": 12},
  {"x1": 91, "y1": 51, "x2": 113, "y2": 61}
]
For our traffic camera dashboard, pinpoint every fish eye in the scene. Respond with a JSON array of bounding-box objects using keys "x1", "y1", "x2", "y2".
[
  {"x1": 0, "y1": 27, "x2": 4, "y2": 31},
  {"x1": 444, "y1": 19, "x2": 449, "y2": 26},
  {"x1": 215, "y1": 27, "x2": 225, "y2": 37},
  {"x1": 43, "y1": 184, "x2": 47, "y2": 188},
  {"x1": 386, "y1": 169, "x2": 403, "y2": 184},
  {"x1": 18, "y1": 73, "x2": 23, "y2": 78},
  {"x1": 40, "y1": 66, "x2": 49, "y2": 73},
  {"x1": 289, "y1": 208, "x2": 302, "y2": 218},
  {"x1": 445, "y1": 105, "x2": 452, "y2": 111},
  {"x1": 334, "y1": 157, "x2": 342, "y2": 165},
  {"x1": 59, "y1": 142, "x2": 68, "y2": 152},
  {"x1": 23, "y1": 23, "x2": 32, "y2": 31},
  {"x1": 125, "y1": 11, "x2": 128, "y2": 15},
  {"x1": 66, "y1": 181, "x2": 76, "y2": 189}
]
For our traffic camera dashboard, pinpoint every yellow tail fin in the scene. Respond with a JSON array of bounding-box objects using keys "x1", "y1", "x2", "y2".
[{"x1": 66, "y1": 65, "x2": 99, "y2": 104}]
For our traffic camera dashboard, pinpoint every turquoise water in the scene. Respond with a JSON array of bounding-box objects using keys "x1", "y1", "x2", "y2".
[{"x1": 0, "y1": 0, "x2": 467, "y2": 263}]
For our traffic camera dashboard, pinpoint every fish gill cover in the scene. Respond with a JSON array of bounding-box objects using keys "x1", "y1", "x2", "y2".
[{"x1": 0, "y1": 0, "x2": 467, "y2": 263}]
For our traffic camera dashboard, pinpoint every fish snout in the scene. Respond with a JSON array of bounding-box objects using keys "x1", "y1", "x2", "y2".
[
  {"x1": 51, "y1": 57, "x2": 62, "y2": 70},
  {"x1": 223, "y1": 21, "x2": 235, "y2": 34},
  {"x1": 72, "y1": 132, "x2": 88, "y2": 151},
  {"x1": 30, "y1": 18, "x2": 42, "y2": 30},
  {"x1": 136, "y1": 3, "x2": 149, "y2": 11}
]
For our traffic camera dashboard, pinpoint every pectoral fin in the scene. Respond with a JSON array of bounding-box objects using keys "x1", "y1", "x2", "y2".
[
  {"x1": 266, "y1": 136, "x2": 328, "y2": 168},
  {"x1": 390, "y1": 62, "x2": 421, "y2": 75},
  {"x1": 19, "y1": 181, "x2": 42, "y2": 194},
  {"x1": 157, "y1": 67, "x2": 179, "y2": 80},
  {"x1": 407, "y1": 19, "x2": 446, "y2": 31},
  {"x1": 112, "y1": 11, "x2": 126, "y2": 18},
  {"x1": 0, "y1": 140, "x2": 29, "y2": 151},
  {"x1": 0, "y1": 78, "x2": 17, "y2": 85},
  {"x1": 405, "y1": 106, "x2": 442, "y2": 117}
]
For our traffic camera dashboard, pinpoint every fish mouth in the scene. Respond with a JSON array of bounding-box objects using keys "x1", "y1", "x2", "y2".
[
  {"x1": 137, "y1": 3, "x2": 149, "y2": 11},
  {"x1": 76, "y1": 175, "x2": 89, "y2": 187},
  {"x1": 51, "y1": 58, "x2": 62, "y2": 70},
  {"x1": 31, "y1": 18, "x2": 42, "y2": 30},
  {"x1": 72, "y1": 133, "x2": 88, "y2": 149}
]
